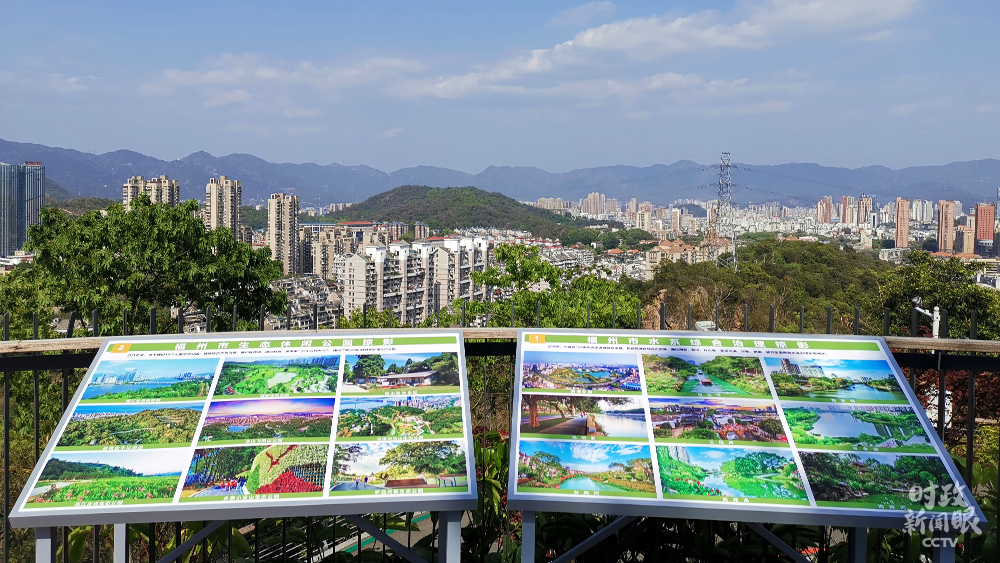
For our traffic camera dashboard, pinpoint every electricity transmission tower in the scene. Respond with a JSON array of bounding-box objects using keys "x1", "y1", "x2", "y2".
[{"x1": 715, "y1": 152, "x2": 737, "y2": 270}]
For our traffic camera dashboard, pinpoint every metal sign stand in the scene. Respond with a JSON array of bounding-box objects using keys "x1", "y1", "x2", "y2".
[{"x1": 520, "y1": 515, "x2": 956, "y2": 563}]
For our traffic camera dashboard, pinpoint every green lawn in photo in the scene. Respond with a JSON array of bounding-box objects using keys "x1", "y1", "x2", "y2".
[
  {"x1": 516, "y1": 441, "x2": 656, "y2": 497},
  {"x1": 216, "y1": 356, "x2": 341, "y2": 398},
  {"x1": 642, "y1": 354, "x2": 770, "y2": 398},
  {"x1": 330, "y1": 440, "x2": 469, "y2": 494},
  {"x1": 782, "y1": 403, "x2": 933, "y2": 452},
  {"x1": 25, "y1": 450, "x2": 186, "y2": 507},
  {"x1": 337, "y1": 395, "x2": 464, "y2": 440},
  {"x1": 657, "y1": 445, "x2": 808, "y2": 502},
  {"x1": 800, "y1": 451, "x2": 962, "y2": 510},
  {"x1": 56, "y1": 404, "x2": 203, "y2": 450}
]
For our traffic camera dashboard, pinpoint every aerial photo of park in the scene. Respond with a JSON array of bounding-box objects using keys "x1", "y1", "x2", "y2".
[
  {"x1": 648, "y1": 398, "x2": 788, "y2": 446},
  {"x1": 642, "y1": 353, "x2": 770, "y2": 397},
  {"x1": 800, "y1": 452, "x2": 962, "y2": 510},
  {"x1": 516, "y1": 441, "x2": 656, "y2": 498},
  {"x1": 657, "y1": 445, "x2": 808, "y2": 504},
  {"x1": 336, "y1": 395, "x2": 464, "y2": 440},
  {"x1": 764, "y1": 358, "x2": 907, "y2": 403},
  {"x1": 521, "y1": 351, "x2": 641, "y2": 394},
  {"x1": 197, "y1": 398, "x2": 336, "y2": 445},
  {"x1": 341, "y1": 352, "x2": 460, "y2": 395},
  {"x1": 519, "y1": 395, "x2": 649, "y2": 442},
  {"x1": 25, "y1": 450, "x2": 185, "y2": 507},
  {"x1": 181, "y1": 444, "x2": 328, "y2": 499},
  {"x1": 81, "y1": 358, "x2": 220, "y2": 403},
  {"x1": 329, "y1": 440, "x2": 469, "y2": 494},
  {"x1": 57, "y1": 403, "x2": 204, "y2": 450},
  {"x1": 215, "y1": 355, "x2": 341, "y2": 397},
  {"x1": 783, "y1": 403, "x2": 932, "y2": 452}
]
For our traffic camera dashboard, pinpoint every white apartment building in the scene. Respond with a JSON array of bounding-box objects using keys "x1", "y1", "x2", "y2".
[
  {"x1": 204, "y1": 176, "x2": 242, "y2": 238},
  {"x1": 122, "y1": 175, "x2": 180, "y2": 211},
  {"x1": 268, "y1": 193, "x2": 300, "y2": 275},
  {"x1": 343, "y1": 237, "x2": 488, "y2": 325}
]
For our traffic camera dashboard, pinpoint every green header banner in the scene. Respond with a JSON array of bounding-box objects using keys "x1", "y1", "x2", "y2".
[{"x1": 523, "y1": 333, "x2": 880, "y2": 351}]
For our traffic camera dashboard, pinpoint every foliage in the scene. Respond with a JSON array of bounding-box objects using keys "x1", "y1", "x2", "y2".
[
  {"x1": 44, "y1": 196, "x2": 119, "y2": 217},
  {"x1": 241, "y1": 205, "x2": 267, "y2": 229}
]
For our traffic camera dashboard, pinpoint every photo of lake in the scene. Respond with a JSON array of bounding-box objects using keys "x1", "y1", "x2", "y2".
[
  {"x1": 657, "y1": 445, "x2": 808, "y2": 504},
  {"x1": 520, "y1": 395, "x2": 648, "y2": 442},
  {"x1": 516, "y1": 440, "x2": 656, "y2": 498},
  {"x1": 82, "y1": 358, "x2": 221, "y2": 402},
  {"x1": 764, "y1": 358, "x2": 906, "y2": 403},
  {"x1": 782, "y1": 402, "x2": 932, "y2": 452},
  {"x1": 521, "y1": 351, "x2": 641, "y2": 394}
]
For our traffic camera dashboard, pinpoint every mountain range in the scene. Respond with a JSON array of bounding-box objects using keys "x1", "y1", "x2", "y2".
[{"x1": 2, "y1": 138, "x2": 998, "y2": 209}]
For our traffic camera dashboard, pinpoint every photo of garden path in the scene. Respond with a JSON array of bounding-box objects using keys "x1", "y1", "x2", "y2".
[
  {"x1": 519, "y1": 395, "x2": 648, "y2": 441},
  {"x1": 329, "y1": 440, "x2": 468, "y2": 494},
  {"x1": 782, "y1": 403, "x2": 932, "y2": 452},
  {"x1": 764, "y1": 358, "x2": 906, "y2": 403},
  {"x1": 521, "y1": 351, "x2": 641, "y2": 394},
  {"x1": 181, "y1": 444, "x2": 328, "y2": 499},
  {"x1": 197, "y1": 398, "x2": 336, "y2": 445},
  {"x1": 216, "y1": 355, "x2": 340, "y2": 397},
  {"x1": 57, "y1": 404, "x2": 203, "y2": 450},
  {"x1": 336, "y1": 395, "x2": 463, "y2": 440},
  {"x1": 516, "y1": 441, "x2": 656, "y2": 498},
  {"x1": 642, "y1": 353, "x2": 769, "y2": 397},
  {"x1": 341, "y1": 353, "x2": 460, "y2": 395},
  {"x1": 800, "y1": 452, "x2": 961, "y2": 510},
  {"x1": 648, "y1": 398, "x2": 788, "y2": 446},
  {"x1": 26, "y1": 450, "x2": 185, "y2": 506},
  {"x1": 81, "y1": 358, "x2": 219, "y2": 402},
  {"x1": 657, "y1": 445, "x2": 808, "y2": 504}
]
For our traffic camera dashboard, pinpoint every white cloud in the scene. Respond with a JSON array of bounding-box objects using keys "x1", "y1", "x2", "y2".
[
  {"x1": 861, "y1": 30, "x2": 894, "y2": 42},
  {"x1": 282, "y1": 108, "x2": 320, "y2": 118},
  {"x1": 891, "y1": 97, "x2": 951, "y2": 116},
  {"x1": 548, "y1": 2, "x2": 615, "y2": 28},
  {"x1": 571, "y1": 443, "x2": 610, "y2": 463},
  {"x1": 383, "y1": 127, "x2": 403, "y2": 138},
  {"x1": 50, "y1": 75, "x2": 94, "y2": 93},
  {"x1": 203, "y1": 89, "x2": 250, "y2": 107},
  {"x1": 398, "y1": 0, "x2": 918, "y2": 99}
]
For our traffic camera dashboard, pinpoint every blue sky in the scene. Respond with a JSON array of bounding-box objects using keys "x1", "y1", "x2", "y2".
[
  {"x1": 763, "y1": 357, "x2": 894, "y2": 381},
  {"x1": 92, "y1": 358, "x2": 220, "y2": 380},
  {"x1": 523, "y1": 350, "x2": 638, "y2": 366},
  {"x1": 520, "y1": 440, "x2": 649, "y2": 473},
  {"x1": 3, "y1": 1, "x2": 998, "y2": 171}
]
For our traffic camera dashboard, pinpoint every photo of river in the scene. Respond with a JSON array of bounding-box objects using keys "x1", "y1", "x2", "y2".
[
  {"x1": 763, "y1": 358, "x2": 907, "y2": 403},
  {"x1": 782, "y1": 402, "x2": 932, "y2": 451},
  {"x1": 517, "y1": 440, "x2": 656, "y2": 497},
  {"x1": 657, "y1": 445, "x2": 808, "y2": 503},
  {"x1": 82, "y1": 358, "x2": 221, "y2": 402}
]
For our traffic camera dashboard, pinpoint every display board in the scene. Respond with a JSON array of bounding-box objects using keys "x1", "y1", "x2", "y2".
[
  {"x1": 11, "y1": 331, "x2": 476, "y2": 527},
  {"x1": 507, "y1": 329, "x2": 985, "y2": 528}
]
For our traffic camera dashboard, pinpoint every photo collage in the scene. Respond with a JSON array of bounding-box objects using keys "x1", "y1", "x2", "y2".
[
  {"x1": 22, "y1": 336, "x2": 471, "y2": 511},
  {"x1": 513, "y1": 335, "x2": 966, "y2": 514}
]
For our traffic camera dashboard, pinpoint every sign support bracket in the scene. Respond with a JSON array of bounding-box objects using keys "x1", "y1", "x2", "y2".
[
  {"x1": 747, "y1": 523, "x2": 810, "y2": 563},
  {"x1": 520, "y1": 512, "x2": 636, "y2": 563},
  {"x1": 35, "y1": 527, "x2": 55, "y2": 563},
  {"x1": 344, "y1": 514, "x2": 432, "y2": 563}
]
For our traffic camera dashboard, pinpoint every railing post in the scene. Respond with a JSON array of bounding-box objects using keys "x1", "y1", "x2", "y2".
[
  {"x1": 233, "y1": 304, "x2": 239, "y2": 332},
  {"x1": 970, "y1": 310, "x2": 978, "y2": 339},
  {"x1": 122, "y1": 308, "x2": 128, "y2": 336},
  {"x1": 799, "y1": 305, "x2": 805, "y2": 333},
  {"x1": 612, "y1": 301, "x2": 616, "y2": 329},
  {"x1": 636, "y1": 300, "x2": 641, "y2": 330},
  {"x1": 911, "y1": 307, "x2": 918, "y2": 337},
  {"x1": 768, "y1": 305, "x2": 775, "y2": 332},
  {"x1": 536, "y1": 301, "x2": 540, "y2": 328},
  {"x1": 587, "y1": 300, "x2": 591, "y2": 328},
  {"x1": 562, "y1": 301, "x2": 566, "y2": 328},
  {"x1": 660, "y1": 302, "x2": 666, "y2": 330},
  {"x1": 854, "y1": 307, "x2": 860, "y2": 335},
  {"x1": 149, "y1": 307, "x2": 156, "y2": 335},
  {"x1": 363, "y1": 303, "x2": 367, "y2": 329},
  {"x1": 312, "y1": 303, "x2": 318, "y2": 331},
  {"x1": 938, "y1": 352, "x2": 947, "y2": 441},
  {"x1": 714, "y1": 303, "x2": 719, "y2": 331},
  {"x1": 92, "y1": 309, "x2": 100, "y2": 337},
  {"x1": 461, "y1": 301, "x2": 466, "y2": 328},
  {"x1": 177, "y1": 304, "x2": 184, "y2": 334},
  {"x1": 263, "y1": 304, "x2": 269, "y2": 331},
  {"x1": 826, "y1": 306, "x2": 833, "y2": 334},
  {"x1": 687, "y1": 303, "x2": 692, "y2": 330},
  {"x1": 966, "y1": 369, "x2": 976, "y2": 486},
  {"x1": 205, "y1": 304, "x2": 212, "y2": 333},
  {"x1": 743, "y1": 303, "x2": 749, "y2": 332}
]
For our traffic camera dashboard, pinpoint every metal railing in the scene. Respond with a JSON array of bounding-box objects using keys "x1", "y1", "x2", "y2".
[{"x1": 1, "y1": 303, "x2": 998, "y2": 563}]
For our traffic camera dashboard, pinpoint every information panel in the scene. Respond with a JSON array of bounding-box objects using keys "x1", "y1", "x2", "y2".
[
  {"x1": 11, "y1": 331, "x2": 476, "y2": 527},
  {"x1": 507, "y1": 329, "x2": 985, "y2": 528}
]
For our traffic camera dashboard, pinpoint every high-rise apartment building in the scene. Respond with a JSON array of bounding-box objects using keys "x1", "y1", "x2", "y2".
[
  {"x1": 204, "y1": 176, "x2": 242, "y2": 238},
  {"x1": 582, "y1": 192, "x2": 606, "y2": 216},
  {"x1": 975, "y1": 203, "x2": 995, "y2": 242},
  {"x1": 840, "y1": 196, "x2": 855, "y2": 224},
  {"x1": 816, "y1": 196, "x2": 833, "y2": 223},
  {"x1": 937, "y1": 200, "x2": 956, "y2": 253},
  {"x1": 0, "y1": 162, "x2": 45, "y2": 256},
  {"x1": 858, "y1": 195, "x2": 873, "y2": 225},
  {"x1": 122, "y1": 175, "x2": 180, "y2": 211},
  {"x1": 894, "y1": 197, "x2": 910, "y2": 248},
  {"x1": 637, "y1": 211, "x2": 653, "y2": 233},
  {"x1": 267, "y1": 193, "x2": 300, "y2": 275}
]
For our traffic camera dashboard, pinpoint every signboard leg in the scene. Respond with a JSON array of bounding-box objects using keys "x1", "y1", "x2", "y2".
[
  {"x1": 35, "y1": 528, "x2": 56, "y2": 563},
  {"x1": 114, "y1": 524, "x2": 126, "y2": 563},
  {"x1": 521, "y1": 512, "x2": 535, "y2": 563},
  {"x1": 931, "y1": 531, "x2": 956, "y2": 563},
  {"x1": 438, "y1": 511, "x2": 462, "y2": 563},
  {"x1": 847, "y1": 527, "x2": 866, "y2": 563}
]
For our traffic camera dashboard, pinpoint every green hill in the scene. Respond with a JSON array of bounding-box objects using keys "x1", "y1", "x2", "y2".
[{"x1": 313, "y1": 185, "x2": 598, "y2": 239}]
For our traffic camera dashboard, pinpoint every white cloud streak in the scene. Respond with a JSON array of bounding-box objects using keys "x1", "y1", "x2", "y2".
[{"x1": 548, "y1": 2, "x2": 616, "y2": 28}]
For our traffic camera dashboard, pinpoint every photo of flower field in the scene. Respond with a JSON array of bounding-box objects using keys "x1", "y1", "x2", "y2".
[
  {"x1": 216, "y1": 355, "x2": 340, "y2": 397},
  {"x1": 330, "y1": 440, "x2": 468, "y2": 494},
  {"x1": 336, "y1": 395, "x2": 463, "y2": 440},
  {"x1": 516, "y1": 441, "x2": 656, "y2": 497},
  {"x1": 197, "y1": 398, "x2": 336, "y2": 445},
  {"x1": 521, "y1": 351, "x2": 641, "y2": 394},
  {"x1": 800, "y1": 451, "x2": 961, "y2": 510},
  {"x1": 25, "y1": 450, "x2": 185, "y2": 507},
  {"x1": 81, "y1": 358, "x2": 219, "y2": 402},
  {"x1": 519, "y1": 395, "x2": 648, "y2": 441},
  {"x1": 648, "y1": 397, "x2": 788, "y2": 446},
  {"x1": 782, "y1": 403, "x2": 932, "y2": 452},
  {"x1": 181, "y1": 444, "x2": 328, "y2": 499},
  {"x1": 642, "y1": 353, "x2": 769, "y2": 397},
  {"x1": 764, "y1": 358, "x2": 906, "y2": 403},
  {"x1": 57, "y1": 404, "x2": 203, "y2": 450},
  {"x1": 657, "y1": 445, "x2": 808, "y2": 504},
  {"x1": 341, "y1": 353, "x2": 460, "y2": 395}
]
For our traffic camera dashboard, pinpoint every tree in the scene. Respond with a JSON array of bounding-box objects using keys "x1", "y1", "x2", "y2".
[
  {"x1": 380, "y1": 441, "x2": 466, "y2": 475},
  {"x1": 3, "y1": 195, "x2": 285, "y2": 335},
  {"x1": 472, "y1": 243, "x2": 562, "y2": 292},
  {"x1": 351, "y1": 355, "x2": 386, "y2": 381}
]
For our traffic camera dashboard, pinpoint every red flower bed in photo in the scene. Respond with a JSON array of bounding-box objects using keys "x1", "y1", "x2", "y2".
[{"x1": 255, "y1": 472, "x2": 322, "y2": 494}]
